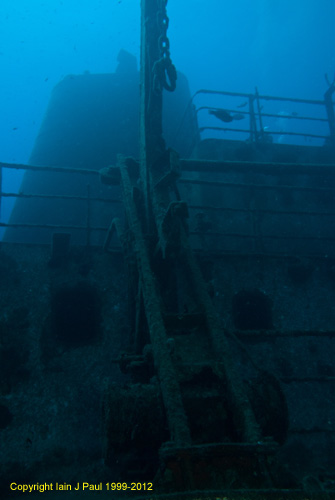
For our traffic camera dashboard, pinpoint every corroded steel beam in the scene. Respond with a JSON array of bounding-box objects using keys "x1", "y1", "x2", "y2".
[
  {"x1": 140, "y1": 0, "x2": 164, "y2": 227},
  {"x1": 119, "y1": 156, "x2": 191, "y2": 447}
]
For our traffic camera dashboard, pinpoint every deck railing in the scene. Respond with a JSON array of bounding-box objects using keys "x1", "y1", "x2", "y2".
[
  {"x1": 175, "y1": 87, "x2": 335, "y2": 151},
  {"x1": 0, "y1": 161, "x2": 122, "y2": 244},
  {"x1": 2, "y1": 158, "x2": 335, "y2": 258}
]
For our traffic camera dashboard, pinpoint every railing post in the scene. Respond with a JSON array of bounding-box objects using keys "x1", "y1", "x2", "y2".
[
  {"x1": 255, "y1": 87, "x2": 264, "y2": 142},
  {"x1": 249, "y1": 95, "x2": 257, "y2": 142},
  {"x1": 0, "y1": 164, "x2": 2, "y2": 220},
  {"x1": 86, "y1": 183, "x2": 91, "y2": 247},
  {"x1": 324, "y1": 82, "x2": 335, "y2": 144}
]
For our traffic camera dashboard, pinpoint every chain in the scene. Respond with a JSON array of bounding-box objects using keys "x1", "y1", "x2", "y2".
[{"x1": 152, "y1": 0, "x2": 177, "y2": 94}]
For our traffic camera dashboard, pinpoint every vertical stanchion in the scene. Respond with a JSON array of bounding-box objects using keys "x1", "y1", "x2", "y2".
[
  {"x1": 324, "y1": 81, "x2": 335, "y2": 144},
  {"x1": 0, "y1": 164, "x2": 2, "y2": 220},
  {"x1": 255, "y1": 86, "x2": 264, "y2": 142},
  {"x1": 249, "y1": 95, "x2": 257, "y2": 142},
  {"x1": 86, "y1": 183, "x2": 91, "y2": 247}
]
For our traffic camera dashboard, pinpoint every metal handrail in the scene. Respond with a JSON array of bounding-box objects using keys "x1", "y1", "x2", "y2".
[
  {"x1": 197, "y1": 106, "x2": 329, "y2": 123},
  {"x1": 193, "y1": 88, "x2": 329, "y2": 105},
  {"x1": 0, "y1": 221, "x2": 108, "y2": 231},
  {"x1": 179, "y1": 177, "x2": 335, "y2": 192},
  {"x1": 188, "y1": 204, "x2": 335, "y2": 217},
  {"x1": 1, "y1": 158, "x2": 334, "y2": 249},
  {"x1": 0, "y1": 161, "x2": 119, "y2": 238},
  {"x1": 0, "y1": 191, "x2": 121, "y2": 203},
  {"x1": 0, "y1": 161, "x2": 99, "y2": 175},
  {"x1": 198, "y1": 126, "x2": 328, "y2": 141},
  {"x1": 190, "y1": 231, "x2": 335, "y2": 242},
  {"x1": 175, "y1": 87, "x2": 335, "y2": 148}
]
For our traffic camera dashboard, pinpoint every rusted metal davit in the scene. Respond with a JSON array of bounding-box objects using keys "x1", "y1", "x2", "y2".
[{"x1": 102, "y1": 0, "x2": 290, "y2": 496}]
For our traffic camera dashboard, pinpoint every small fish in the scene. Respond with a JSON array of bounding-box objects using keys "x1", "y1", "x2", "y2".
[
  {"x1": 209, "y1": 108, "x2": 245, "y2": 123},
  {"x1": 237, "y1": 101, "x2": 248, "y2": 108},
  {"x1": 12, "y1": 127, "x2": 18, "y2": 131}
]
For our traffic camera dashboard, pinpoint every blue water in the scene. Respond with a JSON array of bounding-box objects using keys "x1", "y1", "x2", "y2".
[{"x1": 1, "y1": 0, "x2": 334, "y2": 228}]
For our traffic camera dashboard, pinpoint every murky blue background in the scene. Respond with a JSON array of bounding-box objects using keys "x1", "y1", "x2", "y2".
[{"x1": 1, "y1": 0, "x2": 335, "y2": 223}]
